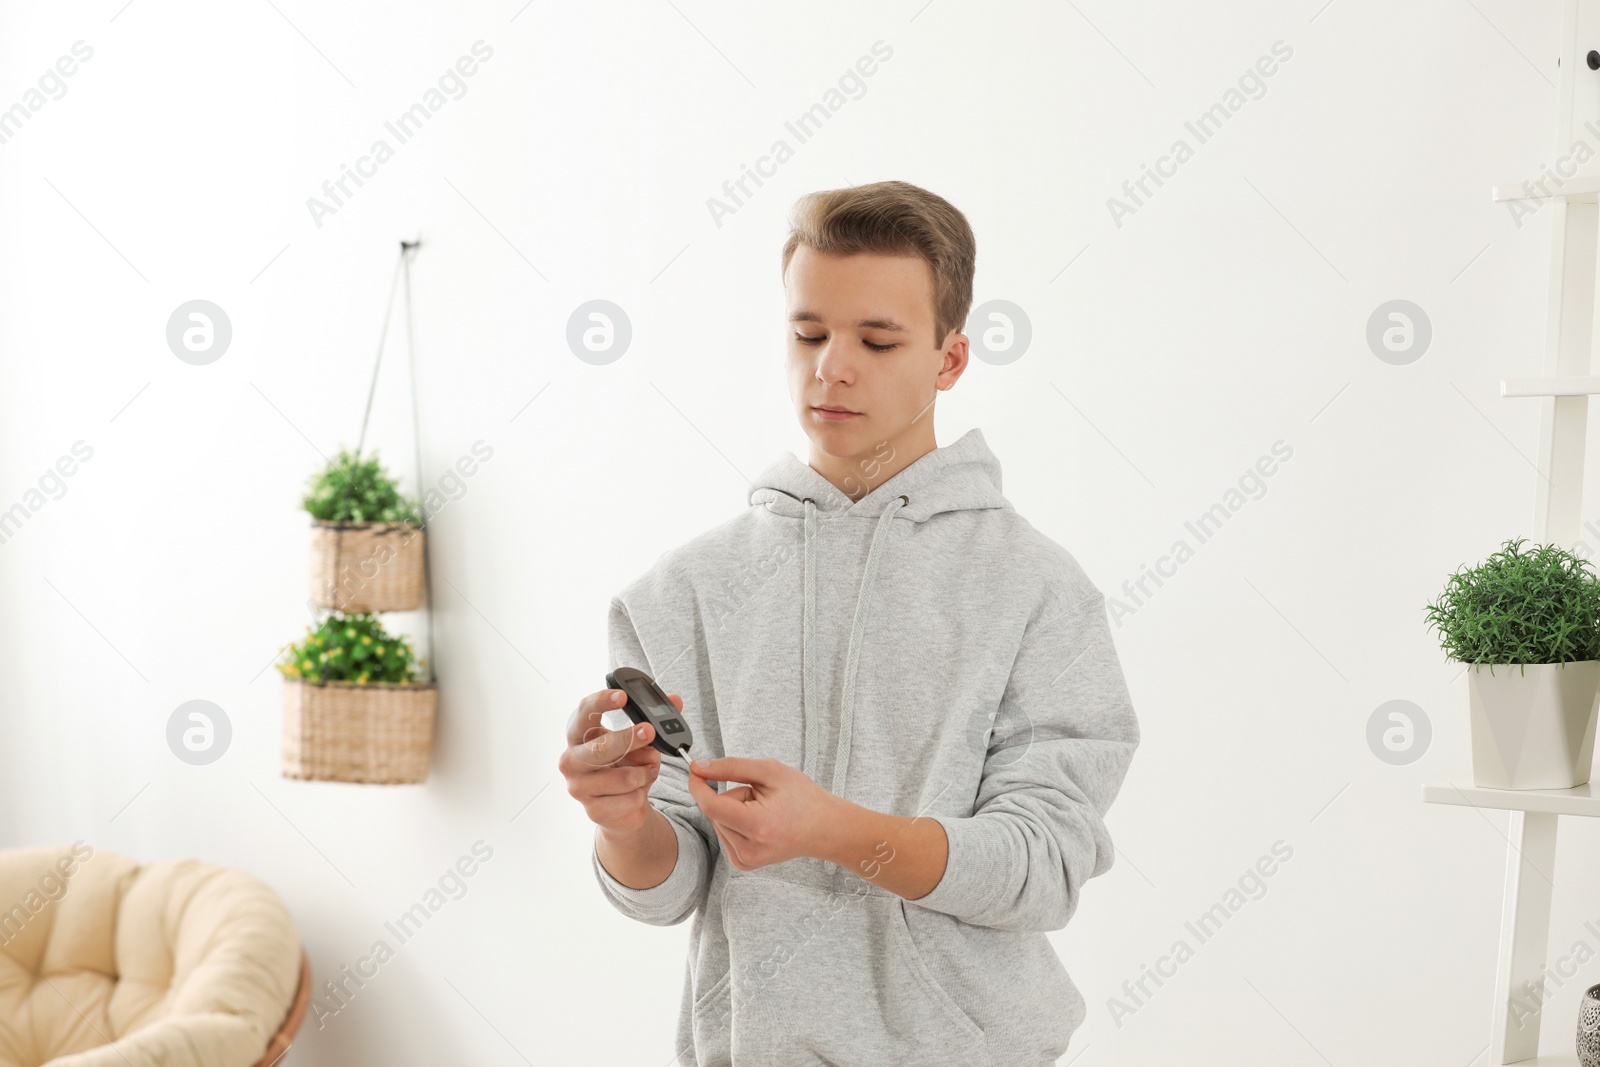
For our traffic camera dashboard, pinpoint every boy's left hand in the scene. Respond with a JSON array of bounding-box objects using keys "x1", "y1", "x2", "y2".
[{"x1": 686, "y1": 756, "x2": 842, "y2": 871}]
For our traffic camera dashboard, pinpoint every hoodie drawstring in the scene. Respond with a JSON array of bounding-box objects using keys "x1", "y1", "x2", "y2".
[
  {"x1": 800, "y1": 494, "x2": 909, "y2": 799},
  {"x1": 802, "y1": 498, "x2": 819, "y2": 779}
]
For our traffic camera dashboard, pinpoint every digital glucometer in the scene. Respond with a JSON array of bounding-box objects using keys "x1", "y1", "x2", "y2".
[{"x1": 605, "y1": 666, "x2": 715, "y2": 791}]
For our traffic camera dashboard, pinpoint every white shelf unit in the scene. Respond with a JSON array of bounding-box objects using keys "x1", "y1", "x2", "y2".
[{"x1": 1420, "y1": 3, "x2": 1600, "y2": 1064}]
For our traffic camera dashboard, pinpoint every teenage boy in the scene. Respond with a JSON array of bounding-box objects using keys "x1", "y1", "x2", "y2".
[{"x1": 560, "y1": 180, "x2": 1139, "y2": 1066}]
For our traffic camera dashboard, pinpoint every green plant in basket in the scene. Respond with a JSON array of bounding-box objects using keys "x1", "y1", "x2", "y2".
[
  {"x1": 277, "y1": 612, "x2": 425, "y2": 684},
  {"x1": 1424, "y1": 536, "x2": 1600, "y2": 674},
  {"x1": 303, "y1": 447, "x2": 423, "y2": 525}
]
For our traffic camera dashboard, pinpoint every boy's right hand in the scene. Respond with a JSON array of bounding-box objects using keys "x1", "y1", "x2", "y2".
[{"x1": 560, "y1": 687, "x2": 681, "y2": 835}]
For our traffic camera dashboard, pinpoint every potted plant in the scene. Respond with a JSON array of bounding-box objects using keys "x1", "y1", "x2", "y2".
[
  {"x1": 276, "y1": 612, "x2": 436, "y2": 784},
  {"x1": 1425, "y1": 537, "x2": 1600, "y2": 789},
  {"x1": 304, "y1": 448, "x2": 426, "y2": 614}
]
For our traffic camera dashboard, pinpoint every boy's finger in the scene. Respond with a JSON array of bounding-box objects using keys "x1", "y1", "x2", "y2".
[
  {"x1": 569, "y1": 687, "x2": 617, "y2": 748},
  {"x1": 690, "y1": 756, "x2": 764, "y2": 784},
  {"x1": 702, "y1": 804, "x2": 754, "y2": 856},
  {"x1": 687, "y1": 766, "x2": 715, "y2": 806},
  {"x1": 689, "y1": 771, "x2": 756, "y2": 837},
  {"x1": 567, "y1": 688, "x2": 628, "y2": 747},
  {"x1": 578, "y1": 720, "x2": 653, "y2": 769},
  {"x1": 688, "y1": 767, "x2": 732, "y2": 812}
]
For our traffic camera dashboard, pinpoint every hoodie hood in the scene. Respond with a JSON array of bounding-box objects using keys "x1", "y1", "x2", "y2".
[
  {"x1": 746, "y1": 427, "x2": 1011, "y2": 523},
  {"x1": 743, "y1": 428, "x2": 1014, "y2": 815}
]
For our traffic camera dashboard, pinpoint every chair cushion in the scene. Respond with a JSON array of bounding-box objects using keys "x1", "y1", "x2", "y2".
[{"x1": 0, "y1": 844, "x2": 301, "y2": 1067}]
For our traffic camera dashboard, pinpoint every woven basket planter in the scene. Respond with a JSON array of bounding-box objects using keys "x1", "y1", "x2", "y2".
[
  {"x1": 309, "y1": 521, "x2": 425, "y2": 613},
  {"x1": 281, "y1": 677, "x2": 437, "y2": 784}
]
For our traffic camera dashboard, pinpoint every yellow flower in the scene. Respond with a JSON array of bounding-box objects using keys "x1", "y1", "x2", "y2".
[{"x1": 300, "y1": 659, "x2": 312, "y2": 670}]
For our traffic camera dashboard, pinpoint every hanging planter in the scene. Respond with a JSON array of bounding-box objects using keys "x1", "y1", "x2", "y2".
[
  {"x1": 1425, "y1": 537, "x2": 1600, "y2": 790},
  {"x1": 282, "y1": 239, "x2": 437, "y2": 786},
  {"x1": 304, "y1": 448, "x2": 427, "y2": 613},
  {"x1": 276, "y1": 613, "x2": 436, "y2": 784},
  {"x1": 309, "y1": 520, "x2": 426, "y2": 613}
]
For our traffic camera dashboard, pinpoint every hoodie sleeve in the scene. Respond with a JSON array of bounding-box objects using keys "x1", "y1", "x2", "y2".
[
  {"x1": 591, "y1": 595, "x2": 719, "y2": 927},
  {"x1": 912, "y1": 589, "x2": 1139, "y2": 933}
]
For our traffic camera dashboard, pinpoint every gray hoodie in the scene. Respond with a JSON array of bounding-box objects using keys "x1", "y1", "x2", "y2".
[{"x1": 592, "y1": 427, "x2": 1139, "y2": 1066}]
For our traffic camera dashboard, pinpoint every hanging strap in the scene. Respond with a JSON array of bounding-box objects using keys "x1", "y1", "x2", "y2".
[
  {"x1": 340, "y1": 239, "x2": 435, "y2": 684},
  {"x1": 356, "y1": 248, "x2": 407, "y2": 457}
]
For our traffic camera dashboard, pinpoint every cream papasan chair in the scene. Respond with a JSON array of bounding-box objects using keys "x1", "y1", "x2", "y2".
[{"x1": 0, "y1": 844, "x2": 309, "y2": 1067}]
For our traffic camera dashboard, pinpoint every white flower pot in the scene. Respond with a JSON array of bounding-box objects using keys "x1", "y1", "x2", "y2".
[{"x1": 1467, "y1": 661, "x2": 1600, "y2": 789}]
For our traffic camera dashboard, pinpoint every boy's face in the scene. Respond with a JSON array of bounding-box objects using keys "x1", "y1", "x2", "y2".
[{"x1": 783, "y1": 245, "x2": 967, "y2": 465}]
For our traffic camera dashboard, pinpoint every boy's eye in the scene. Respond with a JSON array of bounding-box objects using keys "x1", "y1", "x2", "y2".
[{"x1": 794, "y1": 332, "x2": 897, "y2": 353}]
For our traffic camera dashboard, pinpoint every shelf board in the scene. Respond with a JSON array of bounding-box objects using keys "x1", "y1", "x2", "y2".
[
  {"x1": 1423, "y1": 780, "x2": 1600, "y2": 818},
  {"x1": 1493, "y1": 175, "x2": 1600, "y2": 202},
  {"x1": 1502, "y1": 376, "x2": 1600, "y2": 397}
]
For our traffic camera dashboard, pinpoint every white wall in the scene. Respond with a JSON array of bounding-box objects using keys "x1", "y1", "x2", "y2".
[{"x1": 0, "y1": 0, "x2": 1581, "y2": 1062}]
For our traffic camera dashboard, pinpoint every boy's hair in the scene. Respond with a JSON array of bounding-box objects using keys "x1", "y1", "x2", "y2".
[{"x1": 781, "y1": 180, "x2": 975, "y2": 348}]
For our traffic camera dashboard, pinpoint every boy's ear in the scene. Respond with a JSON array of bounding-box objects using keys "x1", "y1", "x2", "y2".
[{"x1": 939, "y1": 332, "x2": 970, "y2": 385}]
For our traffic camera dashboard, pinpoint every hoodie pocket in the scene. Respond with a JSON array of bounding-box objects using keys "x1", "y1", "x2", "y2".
[
  {"x1": 691, "y1": 967, "x2": 734, "y2": 1064},
  {"x1": 718, "y1": 872, "x2": 987, "y2": 1064},
  {"x1": 890, "y1": 897, "x2": 985, "y2": 1043}
]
